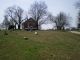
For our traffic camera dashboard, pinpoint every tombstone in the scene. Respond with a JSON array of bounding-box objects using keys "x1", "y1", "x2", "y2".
[
  {"x1": 24, "y1": 37, "x2": 28, "y2": 40},
  {"x1": 35, "y1": 31, "x2": 38, "y2": 35}
]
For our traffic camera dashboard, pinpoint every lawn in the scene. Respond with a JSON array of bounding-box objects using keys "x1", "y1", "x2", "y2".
[{"x1": 0, "y1": 30, "x2": 80, "y2": 60}]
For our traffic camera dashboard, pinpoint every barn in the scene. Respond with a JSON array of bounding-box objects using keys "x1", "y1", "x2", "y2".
[{"x1": 22, "y1": 18, "x2": 38, "y2": 30}]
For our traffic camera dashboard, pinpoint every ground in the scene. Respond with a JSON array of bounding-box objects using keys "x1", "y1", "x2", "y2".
[{"x1": 0, "y1": 30, "x2": 80, "y2": 60}]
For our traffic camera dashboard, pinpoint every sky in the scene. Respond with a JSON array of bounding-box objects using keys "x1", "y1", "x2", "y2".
[{"x1": 0, "y1": 0, "x2": 79, "y2": 29}]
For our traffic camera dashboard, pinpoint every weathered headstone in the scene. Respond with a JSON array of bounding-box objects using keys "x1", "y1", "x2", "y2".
[
  {"x1": 35, "y1": 32, "x2": 38, "y2": 35},
  {"x1": 24, "y1": 37, "x2": 28, "y2": 40}
]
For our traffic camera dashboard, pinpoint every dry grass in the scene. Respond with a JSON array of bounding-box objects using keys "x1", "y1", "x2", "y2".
[{"x1": 0, "y1": 30, "x2": 80, "y2": 60}]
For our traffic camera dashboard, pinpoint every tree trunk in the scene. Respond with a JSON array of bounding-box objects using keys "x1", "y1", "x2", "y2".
[
  {"x1": 37, "y1": 22, "x2": 38, "y2": 30},
  {"x1": 14, "y1": 23, "x2": 16, "y2": 30},
  {"x1": 62, "y1": 26, "x2": 65, "y2": 30},
  {"x1": 18, "y1": 18, "x2": 21, "y2": 30},
  {"x1": 18, "y1": 24, "x2": 20, "y2": 30},
  {"x1": 57, "y1": 26, "x2": 62, "y2": 30},
  {"x1": 36, "y1": 20, "x2": 38, "y2": 30}
]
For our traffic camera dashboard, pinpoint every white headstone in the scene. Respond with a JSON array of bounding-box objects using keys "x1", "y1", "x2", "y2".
[{"x1": 35, "y1": 32, "x2": 38, "y2": 35}]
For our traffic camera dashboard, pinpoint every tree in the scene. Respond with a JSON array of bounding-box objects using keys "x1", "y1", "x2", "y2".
[
  {"x1": 29, "y1": 1, "x2": 47, "y2": 29},
  {"x1": 5, "y1": 6, "x2": 27, "y2": 29},
  {"x1": 5, "y1": 6, "x2": 17, "y2": 29},
  {"x1": 55, "y1": 12, "x2": 68, "y2": 30},
  {"x1": 15, "y1": 7, "x2": 24, "y2": 29},
  {"x1": 76, "y1": 1, "x2": 80, "y2": 28},
  {"x1": 76, "y1": 2, "x2": 80, "y2": 9},
  {"x1": 46, "y1": 12, "x2": 55, "y2": 22},
  {"x1": 2, "y1": 15, "x2": 10, "y2": 30},
  {"x1": 77, "y1": 11, "x2": 80, "y2": 28}
]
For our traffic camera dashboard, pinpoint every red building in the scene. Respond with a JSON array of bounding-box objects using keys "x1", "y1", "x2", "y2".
[{"x1": 22, "y1": 18, "x2": 38, "y2": 30}]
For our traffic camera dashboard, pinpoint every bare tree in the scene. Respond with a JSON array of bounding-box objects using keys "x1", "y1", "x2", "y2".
[
  {"x1": 2, "y1": 15, "x2": 10, "y2": 30},
  {"x1": 15, "y1": 7, "x2": 24, "y2": 29},
  {"x1": 46, "y1": 12, "x2": 55, "y2": 22},
  {"x1": 75, "y1": 1, "x2": 80, "y2": 28},
  {"x1": 5, "y1": 6, "x2": 17, "y2": 29},
  {"x1": 77, "y1": 11, "x2": 80, "y2": 28},
  {"x1": 55, "y1": 12, "x2": 68, "y2": 30},
  {"x1": 29, "y1": 1, "x2": 47, "y2": 29},
  {"x1": 5, "y1": 6, "x2": 27, "y2": 29},
  {"x1": 76, "y1": 1, "x2": 80, "y2": 9}
]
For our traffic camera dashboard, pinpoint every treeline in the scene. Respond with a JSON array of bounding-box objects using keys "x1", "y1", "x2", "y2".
[{"x1": 2, "y1": 1, "x2": 80, "y2": 30}]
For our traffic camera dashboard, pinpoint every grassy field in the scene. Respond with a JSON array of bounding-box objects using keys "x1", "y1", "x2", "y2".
[{"x1": 0, "y1": 30, "x2": 80, "y2": 60}]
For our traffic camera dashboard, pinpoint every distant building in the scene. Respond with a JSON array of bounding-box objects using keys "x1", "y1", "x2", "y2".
[{"x1": 22, "y1": 18, "x2": 38, "y2": 30}]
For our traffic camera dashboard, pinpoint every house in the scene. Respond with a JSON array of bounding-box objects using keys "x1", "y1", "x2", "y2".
[{"x1": 22, "y1": 18, "x2": 38, "y2": 30}]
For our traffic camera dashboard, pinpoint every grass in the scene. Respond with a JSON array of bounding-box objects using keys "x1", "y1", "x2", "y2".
[{"x1": 0, "y1": 30, "x2": 80, "y2": 60}]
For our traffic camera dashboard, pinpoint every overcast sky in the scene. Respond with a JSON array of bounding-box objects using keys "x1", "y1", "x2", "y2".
[{"x1": 0, "y1": 0, "x2": 79, "y2": 28}]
